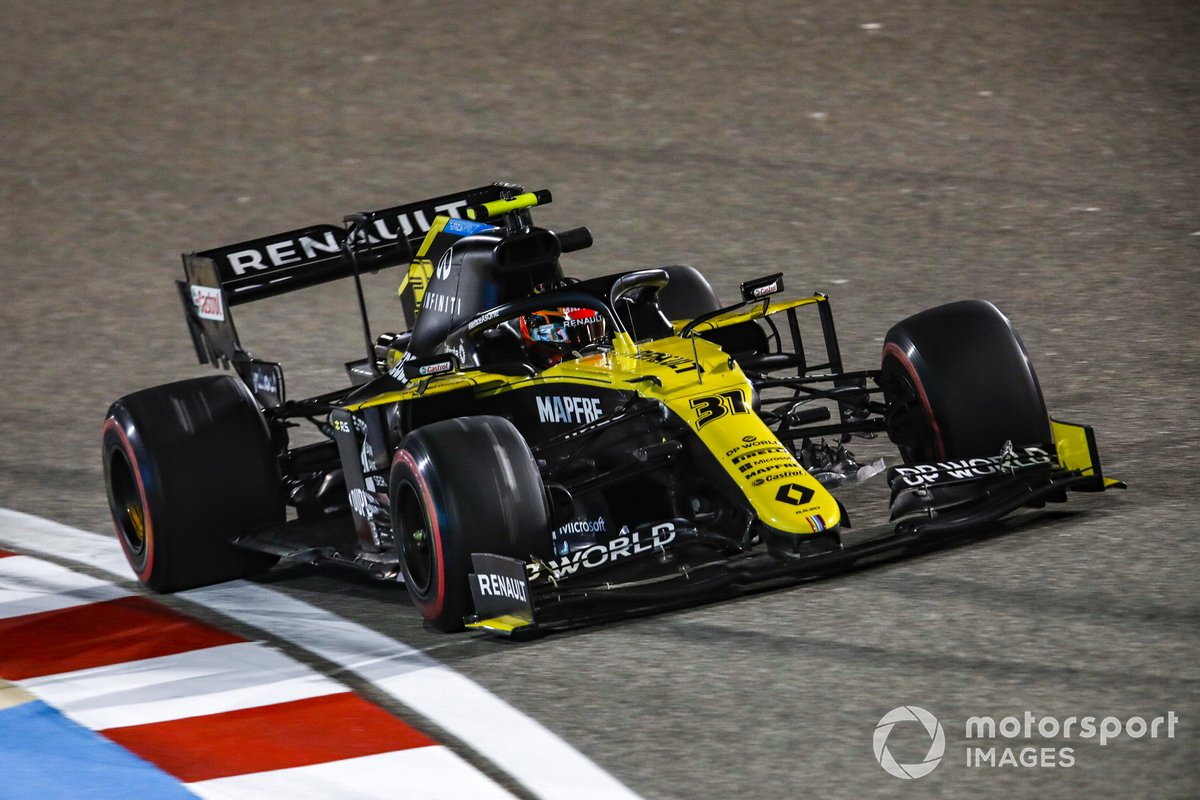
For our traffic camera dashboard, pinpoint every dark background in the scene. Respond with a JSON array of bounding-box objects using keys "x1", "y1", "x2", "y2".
[{"x1": 2, "y1": 2, "x2": 1196, "y2": 797}]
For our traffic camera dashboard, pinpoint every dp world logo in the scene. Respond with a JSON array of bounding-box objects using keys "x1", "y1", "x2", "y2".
[{"x1": 873, "y1": 706, "x2": 945, "y2": 779}]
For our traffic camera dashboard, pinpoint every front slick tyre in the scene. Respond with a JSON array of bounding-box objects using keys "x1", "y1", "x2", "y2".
[
  {"x1": 390, "y1": 416, "x2": 549, "y2": 632},
  {"x1": 881, "y1": 299, "x2": 1051, "y2": 464},
  {"x1": 102, "y1": 375, "x2": 282, "y2": 592}
]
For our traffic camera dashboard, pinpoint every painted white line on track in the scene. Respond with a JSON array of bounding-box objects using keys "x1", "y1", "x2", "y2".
[
  {"x1": 1, "y1": 523, "x2": 517, "y2": 799},
  {"x1": 187, "y1": 747, "x2": 514, "y2": 800},
  {"x1": 0, "y1": 508, "x2": 642, "y2": 800},
  {"x1": 184, "y1": 582, "x2": 642, "y2": 800},
  {"x1": 0, "y1": 554, "x2": 130, "y2": 618},
  {"x1": 20, "y1": 641, "x2": 344, "y2": 730}
]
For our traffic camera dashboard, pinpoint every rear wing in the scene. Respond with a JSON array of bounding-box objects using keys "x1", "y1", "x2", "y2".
[{"x1": 178, "y1": 183, "x2": 521, "y2": 377}]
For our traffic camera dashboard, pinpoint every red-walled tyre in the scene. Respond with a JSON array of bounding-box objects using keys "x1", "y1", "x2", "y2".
[
  {"x1": 390, "y1": 416, "x2": 549, "y2": 632},
  {"x1": 102, "y1": 375, "x2": 282, "y2": 592},
  {"x1": 880, "y1": 300, "x2": 1051, "y2": 464}
]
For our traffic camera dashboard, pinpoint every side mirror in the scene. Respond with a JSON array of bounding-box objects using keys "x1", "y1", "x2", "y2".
[
  {"x1": 396, "y1": 353, "x2": 459, "y2": 382},
  {"x1": 740, "y1": 273, "x2": 784, "y2": 302}
]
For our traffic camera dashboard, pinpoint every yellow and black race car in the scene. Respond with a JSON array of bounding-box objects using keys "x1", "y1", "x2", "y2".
[{"x1": 102, "y1": 183, "x2": 1123, "y2": 636}]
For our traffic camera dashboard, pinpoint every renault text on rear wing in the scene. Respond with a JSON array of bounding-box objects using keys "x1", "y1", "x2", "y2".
[{"x1": 178, "y1": 183, "x2": 522, "y2": 368}]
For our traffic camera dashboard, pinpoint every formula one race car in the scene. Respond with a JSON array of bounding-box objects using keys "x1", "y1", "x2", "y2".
[{"x1": 102, "y1": 183, "x2": 1123, "y2": 635}]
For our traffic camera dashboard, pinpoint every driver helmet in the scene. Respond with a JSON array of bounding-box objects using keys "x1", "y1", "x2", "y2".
[{"x1": 519, "y1": 306, "x2": 608, "y2": 365}]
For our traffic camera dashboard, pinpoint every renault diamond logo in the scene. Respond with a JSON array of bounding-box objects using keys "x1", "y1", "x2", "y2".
[{"x1": 775, "y1": 483, "x2": 814, "y2": 506}]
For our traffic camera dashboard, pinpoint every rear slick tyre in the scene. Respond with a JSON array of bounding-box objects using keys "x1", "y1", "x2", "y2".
[
  {"x1": 102, "y1": 375, "x2": 282, "y2": 592},
  {"x1": 880, "y1": 300, "x2": 1051, "y2": 464},
  {"x1": 389, "y1": 415, "x2": 549, "y2": 632},
  {"x1": 657, "y1": 265, "x2": 722, "y2": 320}
]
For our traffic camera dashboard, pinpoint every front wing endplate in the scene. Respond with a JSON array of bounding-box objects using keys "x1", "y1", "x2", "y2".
[{"x1": 465, "y1": 553, "x2": 537, "y2": 636}]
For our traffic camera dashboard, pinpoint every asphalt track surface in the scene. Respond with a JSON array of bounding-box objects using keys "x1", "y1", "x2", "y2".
[{"x1": 1, "y1": 2, "x2": 1197, "y2": 797}]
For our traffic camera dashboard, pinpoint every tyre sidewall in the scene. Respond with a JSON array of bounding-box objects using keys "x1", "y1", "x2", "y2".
[
  {"x1": 102, "y1": 414, "x2": 159, "y2": 582},
  {"x1": 883, "y1": 300, "x2": 1051, "y2": 462},
  {"x1": 390, "y1": 416, "x2": 549, "y2": 631},
  {"x1": 658, "y1": 265, "x2": 722, "y2": 320},
  {"x1": 102, "y1": 375, "x2": 283, "y2": 592},
  {"x1": 390, "y1": 447, "x2": 453, "y2": 621}
]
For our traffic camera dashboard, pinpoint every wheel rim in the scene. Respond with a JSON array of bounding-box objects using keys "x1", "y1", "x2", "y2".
[
  {"x1": 125, "y1": 501, "x2": 146, "y2": 552},
  {"x1": 395, "y1": 480, "x2": 434, "y2": 595},
  {"x1": 881, "y1": 357, "x2": 938, "y2": 464},
  {"x1": 108, "y1": 450, "x2": 147, "y2": 560}
]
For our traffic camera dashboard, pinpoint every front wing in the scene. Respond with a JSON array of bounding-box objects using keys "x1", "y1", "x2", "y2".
[{"x1": 464, "y1": 418, "x2": 1123, "y2": 638}]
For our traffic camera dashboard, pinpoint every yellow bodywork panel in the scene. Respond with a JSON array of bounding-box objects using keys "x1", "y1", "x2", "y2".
[
  {"x1": 495, "y1": 336, "x2": 838, "y2": 536},
  {"x1": 465, "y1": 191, "x2": 545, "y2": 221},
  {"x1": 1051, "y1": 418, "x2": 1124, "y2": 490},
  {"x1": 672, "y1": 296, "x2": 826, "y2": 333},
  {"x1": 465, "y1": 614, "x2": 535, "y2": 634},
  {"x1": 342, "y1": 333, "x2": 840, "y2": 538},
  {"x1": 342, "y1": 373, "x2": 497, "y2": 411},
  {"x1": 396, "y1": 215, "x2": 453, "y2": 315}
]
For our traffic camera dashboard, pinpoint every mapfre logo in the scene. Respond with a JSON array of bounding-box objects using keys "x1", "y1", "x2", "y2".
[
  {"x1": 874, "y1": 706, "x2": 945, "y2": 779},
  {"x1": 536, "y1": 395, "x2": 602, "y2": 425},
  {"x1": 190, "y1": 285, "x2": 225, "y2": 321}
]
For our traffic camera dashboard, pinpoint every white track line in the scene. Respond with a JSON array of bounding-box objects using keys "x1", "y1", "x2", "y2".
[
  {"x1": 21, "y1": 641, "x2": 344, "y2": 730},
  {"x1": 0, "y1": 554, "x2": 130, "y2": 619},
  {"x1": 1, "y1": 541, "x2": 517, "y2": 800},
  {"x1": 185, "y1": 582, "x2": 641, "y2": 800},
  {"x1": 0, "y1": 508, "x2": 641, "y2": 800},
  {"x1": 187, "y1": 747, "x2": 515, "y2": 800}
]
